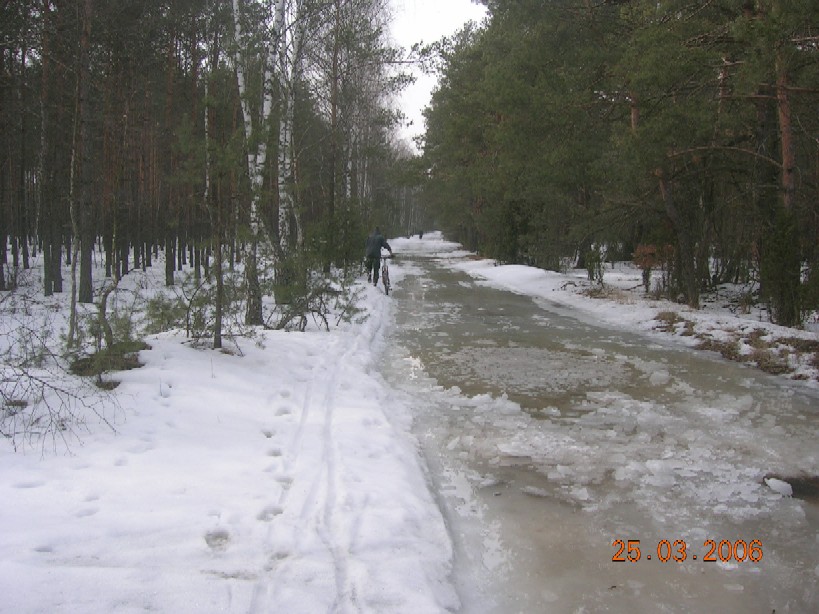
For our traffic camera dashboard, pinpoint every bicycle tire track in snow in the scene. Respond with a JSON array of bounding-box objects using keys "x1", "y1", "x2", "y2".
[
  {"x1": 247, "y1": 285, "x2": 457, "y2": 613},
  {"x1": 248, "y1": 333, "x2": 350, "y2": 613}
]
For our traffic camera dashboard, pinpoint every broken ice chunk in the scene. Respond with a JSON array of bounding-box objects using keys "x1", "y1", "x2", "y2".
[{"x1": 764, "y1": 477, "x2": 793, "y2": 497}]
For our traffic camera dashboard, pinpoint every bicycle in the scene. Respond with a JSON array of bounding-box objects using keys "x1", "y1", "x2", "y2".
[{"x1": 380, "y1": 254, "x2": 393, "y2": 295}]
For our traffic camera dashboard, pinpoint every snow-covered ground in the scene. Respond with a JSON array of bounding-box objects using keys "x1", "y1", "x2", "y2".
[
  {"x1": 1, "y1": 232, "x2": 817, "y2": 613},
  {"x1": 0, "y1": 244, "x2": 457, "y2": 613}
]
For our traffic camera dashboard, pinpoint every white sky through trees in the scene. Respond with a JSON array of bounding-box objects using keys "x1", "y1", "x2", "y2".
[{"x1": 390, "y1": 0, "x2": 487, "y2": 148}]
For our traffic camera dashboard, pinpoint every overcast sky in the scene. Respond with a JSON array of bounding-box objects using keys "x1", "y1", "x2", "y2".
[{"x1": 389, "y1": 0, "x2": 487, "y2": 149}]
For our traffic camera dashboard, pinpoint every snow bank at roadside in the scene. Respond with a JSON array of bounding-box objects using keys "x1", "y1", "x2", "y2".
[
  {"x1": 394, "y1": 232, "x2": 818, "y2": 386},
  {"x1": 0, "y1": 267, "x2": 457, "y2": 613}
]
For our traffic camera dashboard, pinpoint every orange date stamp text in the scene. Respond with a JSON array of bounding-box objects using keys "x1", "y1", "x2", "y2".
[{"x1": 612, "y1": 539, "x2": 763, "y2": 563}]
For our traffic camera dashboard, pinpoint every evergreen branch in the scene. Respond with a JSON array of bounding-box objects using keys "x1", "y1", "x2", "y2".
[{"x1": 667, "y1": 146, "x2": 782, "y2": 169}]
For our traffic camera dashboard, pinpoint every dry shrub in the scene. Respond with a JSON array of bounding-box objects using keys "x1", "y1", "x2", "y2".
[
  {"x1": 654, "y1": 311, "x2": 681, "y2": 332},
  {"x1": 750, "y1": 348, "x2": 793, "y2": 375},
  {"x1": 581, "y1": 286, "x2": 631, "y2": 303},
  {"x1": 747, "y1": 329, "x2": 772, "y2": 350},
  {"x1": 780, "y1": 337, "x2": 819, "y2": 354},
  {"x1": 655, "y1": 311, "x2": 695, "y2": 335},
  {"x1": 696, "y1": 336, "x2": 742, "y2": 362}
]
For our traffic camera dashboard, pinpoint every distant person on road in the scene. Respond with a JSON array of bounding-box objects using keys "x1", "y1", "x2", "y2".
[{"x1": 365, "y1": 227, "x2": 392, "y2": 286}]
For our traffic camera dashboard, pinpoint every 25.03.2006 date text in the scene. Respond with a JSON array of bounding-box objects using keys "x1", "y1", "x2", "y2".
[{"x1": 612, "y1": 539, "x2": 763, "y2": 563}]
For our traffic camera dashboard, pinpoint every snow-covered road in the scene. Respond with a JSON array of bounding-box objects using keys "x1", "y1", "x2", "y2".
[{"x1": 1, "y1": 231, "x2": 817, "y2": 613}]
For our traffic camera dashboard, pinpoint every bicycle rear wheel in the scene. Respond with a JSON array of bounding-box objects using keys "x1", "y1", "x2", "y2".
[{"x1": 381, "y1": 265, "x2": 390, "y2": 295}]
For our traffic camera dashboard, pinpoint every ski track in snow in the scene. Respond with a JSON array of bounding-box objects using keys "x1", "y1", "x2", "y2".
[
  {"x1": 241, "y1": 286, "x2": 451, "y2": 613},
  {"x1": 249, "y1": 333, "x2": 354, "y2": 613}
]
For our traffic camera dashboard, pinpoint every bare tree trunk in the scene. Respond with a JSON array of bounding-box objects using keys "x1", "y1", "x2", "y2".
[
  {"x1": 67, "y1": 0, "x2": 95, "y2": 345},
  {"x1": 326, "y1": 0, "x2": 342, "y2": 270},
  {"x1": 17, "y1": 45, "x2": 30, "y2": 273},
  {"x1": 775, "y1": 49, "x2": 796, "y2": 213},
  {"x1": 40, "y1": 2, "x2": 56, "y2": 297},
  {"x1": 0, "y1": 47, "x2": 8, "y2": 291},
  {"x1": 203, "y1": 21, "x2": 222, "y2": 349},
  {"x1": 657, "y1": 168, "x2": 700, "y2": 308},
  {"x1": 762, "y1": 44, "x2": 801, "y2": 326},
  {"x1": 244, "y1": 239, "x2": 262, "y2": 324},
  {"x1": 165, "y1": 232, "x2": 175, "y2": 286},
  {"x1": 214, "y1": 238, "x2": 224, "y2": 349},
  {"x1": 77, "y1": 0, "x2": 94, "y2": 304},
  {"x1": 276, "y1": 0, "x2": 306, "y2": 255}
]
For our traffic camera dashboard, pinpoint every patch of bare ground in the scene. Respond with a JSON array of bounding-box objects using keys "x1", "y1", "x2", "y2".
[
  {"x1": 653, "y1": 313, "x2": 818, "y2": 380},
  {"x1": 692, "y1": 327, "x2": 819, "y2": 380},
  {"x1": 577, "y1": 279, "x2": 818, "y2": 381},
  {"x1": 655, "y1": 311, "x2": 696, "y2": 336},
  {"x1": 695, "y1": 335, "x2": 744, "y2": 363},
  {"x1": 580, "y1": 285, "x2": 633, "y2": 304}
]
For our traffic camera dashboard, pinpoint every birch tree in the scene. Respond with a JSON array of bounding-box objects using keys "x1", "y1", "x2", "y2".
[
  {"x1": 231, "y1": 0, "x2": 281, "y2": 325},
  {"x1": 231, "y1": 0, "x2": 313, "y2": 321},
  {"x1": 275, "y1": 0, "x2": 306, "y2": 253}
]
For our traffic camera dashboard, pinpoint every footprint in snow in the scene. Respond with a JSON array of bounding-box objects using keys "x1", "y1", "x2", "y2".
[
  {"x1": 277, "y1": 476, "x2": 293, "y2": 491},
  {"x1": 257, "y1": 505, "x2": 283, "y2": 522},
  {"x1": 127, "y1": 442, "x2": 154, "y2": 455},
  {"x1": 204, "y1": 529, "x2": 230, "y2": 551},
  {"x1": 159, "y1": 382, "x2": 172, "y2": 398},
  {"x1": 264, "y1": 551, "x2": 290, "y2": 571},
  {"x1": 13, "y1": 481, "x2": 45, "y2": 489}
]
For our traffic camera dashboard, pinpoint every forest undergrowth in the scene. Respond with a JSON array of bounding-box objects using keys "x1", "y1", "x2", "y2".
[{"x1": 0, "y1": 251, "x2": 363, "y2": 451}]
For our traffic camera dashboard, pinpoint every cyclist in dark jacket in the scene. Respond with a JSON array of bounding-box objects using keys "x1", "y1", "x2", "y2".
[{"x1": 365, "y1": 227, "x2": 392, "y2": 285}]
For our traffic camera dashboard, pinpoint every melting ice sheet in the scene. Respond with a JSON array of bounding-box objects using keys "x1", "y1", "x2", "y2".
[{"x1": 383, "y1": 257, "x2": 819, "y2": 613}]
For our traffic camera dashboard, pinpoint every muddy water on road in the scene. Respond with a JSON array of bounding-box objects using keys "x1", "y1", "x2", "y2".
[{"x1": 380, "y1": 256, "x2": 819, "y2": 613}]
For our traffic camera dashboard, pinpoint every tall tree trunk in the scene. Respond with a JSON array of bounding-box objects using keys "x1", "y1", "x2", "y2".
[
  {"x1": 203, "y1": 29, "x2": 222, "y2": 349},
  {"x1": 18, "y1": 46, "x2": 30, "y2": 272},
  {"x1": 165, "y1": 231, "x2": 175, "y2": 286},
  {"x1": 326, "y1": 0, "x2": 342, "y2": 271},
  {"x1": 40, "y1": 4, "x2": 56, "y2": 296},
  {"x1": 214, "y1": 237, "x2": 224, "y2": 349},
  {"x1": 657, "y1": 168, "x2": 700, "y2": 308},
  {"x1": 0, "y1": 47, "x2": 6, "y2": 291},
  {"x1": 77, "y1": 0, "x2": 94, "y2": 304},
  {"x1": 276, "y1": 0, "x2": 306, "y2": 256},
  {"x1": 759, "y1": 44, "x2": 802, "y2": 326},
  {"x1": 245, "y1": 238, "x2": 262, "y2": 324},
  {"x1": 276, "y1": 0, "x2": 292, "y2": 255}
]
